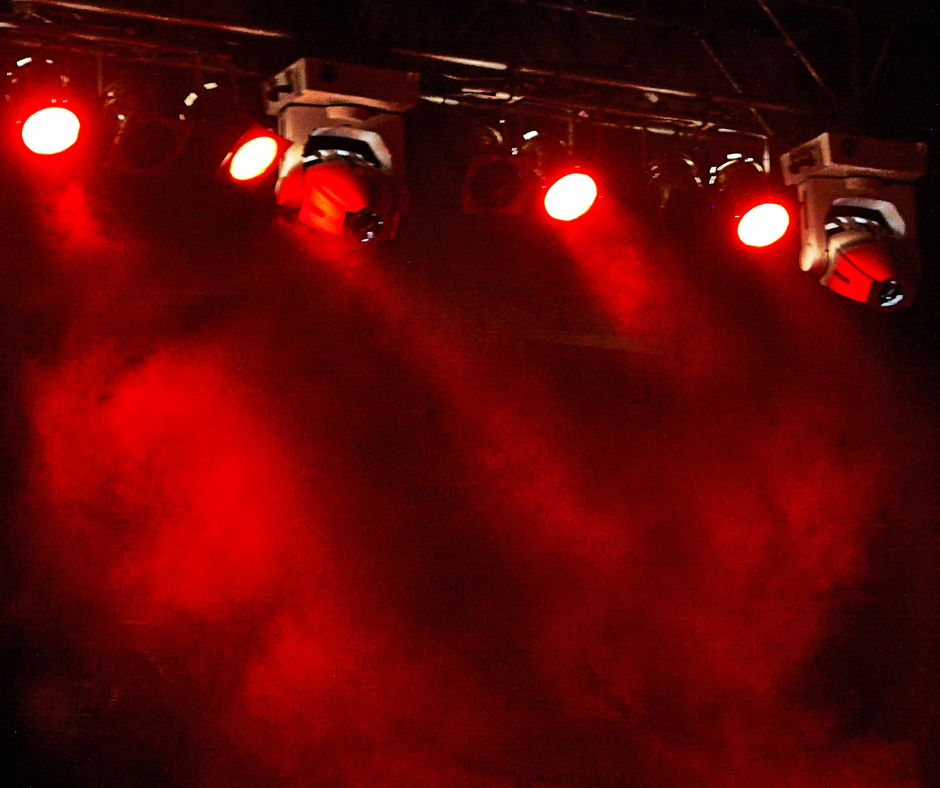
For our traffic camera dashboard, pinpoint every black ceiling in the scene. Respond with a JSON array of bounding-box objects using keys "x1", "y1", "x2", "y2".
[{"x1": 3, "y1": 0, "x2": 938, "y2": 143}]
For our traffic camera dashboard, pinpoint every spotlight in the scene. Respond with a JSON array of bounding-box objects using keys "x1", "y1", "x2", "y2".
[
  {"x1": 781, "y1": 133, "x2": 927, "y2": 308},
  {"x1": 264, "y1": 58, "x2": 418, "y2": 241},
  {"x1": 543, "y1": 171, "x2": 598, "y2": 221},
  {"x1": 736, "y1": 201, "x2": 790, "y2": 247},
  {"x1": 645, "y1": 151, "x2": 706, "y2": 226},
  {"x1": 517, "y1": 130, "x2": 597, "y2": 222},
  {"x1": 21, "y1": 105, "x2": 80, "y2": 154},
  {"x1": 708, "y1": 154, "x2": 793, "y2": 249},
  {"x1": 174, "y1": 81, "x2": 287, "y2": 187},
  {"x1": 458, "y1": 124, "x2": 529, "y2": 215},
  {"x1": 229, "y1": 136, "x2": 278, "y2": 181},
  {"x1": 219, "y1": 124, "x2": 291, "y2": 186},
  {"x1": 102, "y1": 79, "x2": 190, "y2": 172},
  {"x1": 277, "y1": 154, "x2": 401, "y2": 242},
  {"x1": 647, "y1": 151, "x2": 703, "y2": 210},
  {"x1": 4, "y1": 55, "x2": 86, "y2": 159}
]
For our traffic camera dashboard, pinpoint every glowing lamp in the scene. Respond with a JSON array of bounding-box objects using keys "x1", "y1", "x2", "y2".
[
  {"x1": 229, "y1": 136, "x2": 280, "y2": 181},
  {"x1": 219, "y1": 126, "x2": 290, "y2": 186},
  {"x1": 21, "y1": 106, "x2": 80, "y2": 155},
  {"x1": 781, "y1": 133, "x2": 927, "y2": 308},
  {"x1": 544, "y1": 172, "x2": 597, "y2": 221},
  {"x1": 737, "y1": 202, "x2": 790, "y2": 247}
]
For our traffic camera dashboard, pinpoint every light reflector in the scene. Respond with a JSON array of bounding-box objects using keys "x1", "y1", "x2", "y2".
[
  {"x1": 544, "y1": 173, "x2": 597, "y2": 221},
  {"x1": 736, "y1": 202, "x2": 789, "y2": 247},
  {"x1": 21, "y1": 106, "x2": 80, "y2": 155}
]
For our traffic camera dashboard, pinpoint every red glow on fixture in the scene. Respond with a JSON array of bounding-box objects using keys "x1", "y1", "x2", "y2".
[
  {"x1": 297, "y1": 161, "x2": 371, "y2": 235},
  {"x1": 544, "y1": 172, "x2": 597, "y2": 221},
  {"x1": 221, "y1": 126, "x2": 290, "y2": 185},
  {"x1": 736, "y1": 202, "x2": 789, "y2": 247},
  {"x1": 229, "y1": 136, "x2": 279, "y2": 181},
  {"x1": 21, "y1": 106, "x2": 80, "y2": 155}
]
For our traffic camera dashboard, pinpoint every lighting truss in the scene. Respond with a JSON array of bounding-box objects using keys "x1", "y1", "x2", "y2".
[
  {"x1": 3, "y1": 0, "x2": 929, "y2": 145},
  {"x1": 0, "y1": 1, "x2": 930, "y2": 288}
]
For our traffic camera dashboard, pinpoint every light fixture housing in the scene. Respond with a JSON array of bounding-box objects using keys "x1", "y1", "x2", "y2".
[
  {"x1": 4, "y1": 55, "x2": 88, "y2": 161},
  {"x1": 708, "y1": 154, "x2": 794, "y2": 250},
  {"x1": 781, "y1": 133, "x2": 928, "y2": 309},
  {"x1": 264, "y1": 58, "x2": 418, "y2": 241},
  {"x1": 457, "y1": 123, "x2": 531, "y2": 215},
  {"x1": 647, "y1": 151, "x2": 704, "y2": 211},
  {"x1": 218, "y1": 124, "x2": 291, "y2": 187},
  {"x1": 461, "y1": 153, "x2": 530, "y2": 215},
  {"x1": 277, "y1": 156, "x2": 400, "y2": 241},
  {"x1": 100, "y1": 77, "x2": 193, "y2": 172}
]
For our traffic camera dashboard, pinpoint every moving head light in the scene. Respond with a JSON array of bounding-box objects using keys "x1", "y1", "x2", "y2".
[
  {"x1": 782, "y1": 133, "x2": 927, "y2": 309},
  {"x1": 264, "y1": 59, "x2": 418, "y2": 242}
]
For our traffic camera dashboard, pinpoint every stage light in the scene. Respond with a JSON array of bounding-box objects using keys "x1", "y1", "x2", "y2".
[
  {"x1": 544, "y1": 172, "x2": 597, "y2": 221},
  {"x1": 277, "y1": 156, "x2": 400, "y2": 242},
  {"x1": 218, "y1": 125, "x2": 291, "y2": 186},
  {"x1": 457, "y1": 123, "x2": 532, "y2": 215},
  {"x1": 782, "y1": 133, "x2": 927, "y2": 308},
  {"x1": 709, "y1": 154, "x2": 793, "y2": 249},
  {"x1": 229, "y1": 136, "x2": 278, "y2": 180},
  {"x1": 5, "y1": 54, "x2": 87, "y2": 160},
  {"x1": 21, "y1": 105, "x2": 80, "y2": 154},
  {"x1": 647, "y1": 151, "x2": 703, "y2": 210},
  {"x1": 264, "y1": 58, "x2": 418, "y2": 241},
  {"x1": 736, "y1": 202, "x2": 790, "y2": 247},
  {"x1": 102, "y1": 80, "x2": 189, "y2": 172},
  {"x1": 645, "y1": 150, "x2": 706, "y2": 226}
]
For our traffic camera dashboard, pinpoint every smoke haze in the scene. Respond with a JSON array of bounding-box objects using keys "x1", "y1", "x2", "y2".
[{"x1": 2, "y1": 146, "x2": 938, "y2": 788}]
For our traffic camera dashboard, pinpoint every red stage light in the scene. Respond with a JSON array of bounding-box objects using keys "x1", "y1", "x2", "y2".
[
  {"x1": 21, "y1": 106, "x2": 81, "y2": 155},
  {"x1": 736, "y1": 202, "x2": 789, "y2": 247},
  {"x1": 219, "y1": 126, "x2": 290, "y2": 187},
  {"x1": 544, "y1": 172, "x2": 597, "y2": 221},
  {"x1": 229, "y1": 135, "x2": 280, "y2": 181}
]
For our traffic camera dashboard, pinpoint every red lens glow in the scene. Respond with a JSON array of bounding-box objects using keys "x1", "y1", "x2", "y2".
[
  {"x1": 544, "y1": 173, "x2": 597, "y2": 221},
  {"x1": 21, "y1": 106, "x2": 81, "y2": 155},
  {"x1": 737, "y1": 202, "x2": 789, "y2": 247},
  {"x1": 229, "y1": 136, "x2": 280, "y2": 182}
]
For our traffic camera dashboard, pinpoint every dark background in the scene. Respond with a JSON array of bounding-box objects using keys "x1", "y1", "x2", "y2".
[{"x1": 2, "y1": 2, "x2": 940, "y2": 787}]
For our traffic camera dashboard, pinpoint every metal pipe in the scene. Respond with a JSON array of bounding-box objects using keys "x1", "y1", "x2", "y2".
[
  {"x1": 3, "y1": 28, "x2": 263, "y2": 76},
  {"x1": 756, "y1": 0, "x2": 838, "y2": 103},
  {"x1": 392, "y1": 49, "x2": 508, "y2": 71},
  {"x1": 500, "y1": 0, "x2": 640, "y2": 25},
  {"x1": 450, "y1": 0, "x2": 493, "y2": 46},
  {"x1": 866, "y1": 17, "x2": 897, "y2": 92},
  {"x1": 522, "y1": 95, "x2": 709, "y2": 129},
  {"x1": 513, "y1": 95, "x2": 771, "y2": 140},
  {"x1": 11, "y1": 0, "x2": 292, "y2": 39},
  {"x1": 515, "y1": 63, "x2": 817, "y2": 114},
  {"x1": 421, "y1": 92, "x2": 772, "y2": 142},
  {"x1": 396, "y1": 48, "x2": 819, "y2": 114},
  {"x1": 695, "y1": 32, "x2": 774, "y2": 137}
]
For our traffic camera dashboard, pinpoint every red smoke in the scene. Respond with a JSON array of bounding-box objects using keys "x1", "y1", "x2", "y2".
[
  {"x1": 22, "y1": 340, "x2": 311, "y2": 621},
  {"x1": 8, "y1": 188, "x2": 932, "y2": 787}
]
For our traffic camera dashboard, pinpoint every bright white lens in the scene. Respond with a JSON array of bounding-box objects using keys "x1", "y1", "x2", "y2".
[
  {"x1": 544, "y1": 173, "x2": 597, "y2": 221},
  {"x1": 737, "y1": 203, "x2": 789, "y2": 247},
  {"x1": 21, "y1": 107, "x2": 81, "y2": 155},
  {"x1": 229, "y1": 136, "x2": 279, "y2": 181}
]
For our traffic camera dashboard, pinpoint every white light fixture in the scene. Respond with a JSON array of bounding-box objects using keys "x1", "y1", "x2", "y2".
[
  {"x1": 782, "y1": 133, "x2": 928, "y2": 308},
  {"x1": 264, "y1": 58, "x2": 418, "y2": 241}
]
